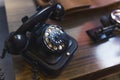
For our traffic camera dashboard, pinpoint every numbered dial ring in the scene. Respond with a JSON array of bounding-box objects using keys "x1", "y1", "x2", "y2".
[{"x1": 43, "y1": 25, "x2": 67, "y2": 52}]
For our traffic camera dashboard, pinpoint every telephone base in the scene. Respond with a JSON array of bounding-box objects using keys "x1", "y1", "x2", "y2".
[{"x1": 22, "y1": 36, "x2": 78, "y2": 77}]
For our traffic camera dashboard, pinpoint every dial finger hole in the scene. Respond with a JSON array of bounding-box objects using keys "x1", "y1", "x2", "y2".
[
  {"x1": 48, "y1": 43, "x2": 52, "y2": 48},
  {"x1": 48, "y1": 28, "x2": 52, "y2": 32},
  {"x1": 62, "y1": 43, "x2": 65, "y2": 47},
  {"x1": 45, "y1": 32, "x2": 49, "y2": 37},
  {"x1": 59, "y1": 45, "x2": 62, "y2": 50},
  {"x1": 53, "y1": 46, "x2": 57, "y2": 50},
  {"x1": 45, "y1": 38, "x2": 50, "y2": 42}
]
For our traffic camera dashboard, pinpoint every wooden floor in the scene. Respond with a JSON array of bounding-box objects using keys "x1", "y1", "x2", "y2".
[{"x1": 103, "y1": 74, "x2": 120, "y2": 80}]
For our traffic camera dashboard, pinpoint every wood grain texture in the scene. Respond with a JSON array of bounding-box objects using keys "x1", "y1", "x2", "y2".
[
  {"x1": 36, "y1": 0, "x2": 120, "y2": 14},
  {"x1": 5, "y1": 0, "x2": 120, "y2": 80}
]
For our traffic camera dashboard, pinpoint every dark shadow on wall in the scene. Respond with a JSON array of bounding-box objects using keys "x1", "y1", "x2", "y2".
[{"x1": 0, "y1": 2, "x2": 15, "y2": 80}]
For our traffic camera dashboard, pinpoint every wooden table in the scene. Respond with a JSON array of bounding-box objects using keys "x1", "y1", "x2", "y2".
[{"x1": 5, "y1": 0, "x2": 120, "y2": 80}]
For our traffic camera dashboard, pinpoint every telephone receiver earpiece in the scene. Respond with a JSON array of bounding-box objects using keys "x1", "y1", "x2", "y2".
[
  {"x1": 5, "y1": 33, "x2": 28, "y2": 55},
  {"x1": 0, "y1": 33, "x2": 28, "y2": 58},
  {"x1": 35, "y1": 2, "x2": 64, "y2": 21},
  {"x1": 49, "y1": 3, "x2": 65, "y2": 21}
]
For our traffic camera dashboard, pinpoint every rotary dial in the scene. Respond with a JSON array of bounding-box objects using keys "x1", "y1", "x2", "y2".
[{"x1": 43, "y1": 25, "x2": 67, "y2": 52}]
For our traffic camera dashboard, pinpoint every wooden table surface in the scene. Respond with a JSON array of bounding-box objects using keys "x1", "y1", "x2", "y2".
[
  {"x1": 36, "y1": 0, "x2": 120, "y2": 14},
  {"x1": 4, "y1": 0, "x2": 120, "y2": 80}
]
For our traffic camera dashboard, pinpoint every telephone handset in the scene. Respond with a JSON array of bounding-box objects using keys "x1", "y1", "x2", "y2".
[{"x1": 2, "y1": 3, "x2": 78, "y2": 76}]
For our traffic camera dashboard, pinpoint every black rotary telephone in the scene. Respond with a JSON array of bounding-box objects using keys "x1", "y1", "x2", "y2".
[{"x1": 1, "y1": 3, "x2": 78, "y2": 77}]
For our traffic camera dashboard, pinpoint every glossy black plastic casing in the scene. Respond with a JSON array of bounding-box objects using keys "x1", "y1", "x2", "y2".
[{"x1": 22, "y1": 24, "x2": 78, "y2": 76}]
